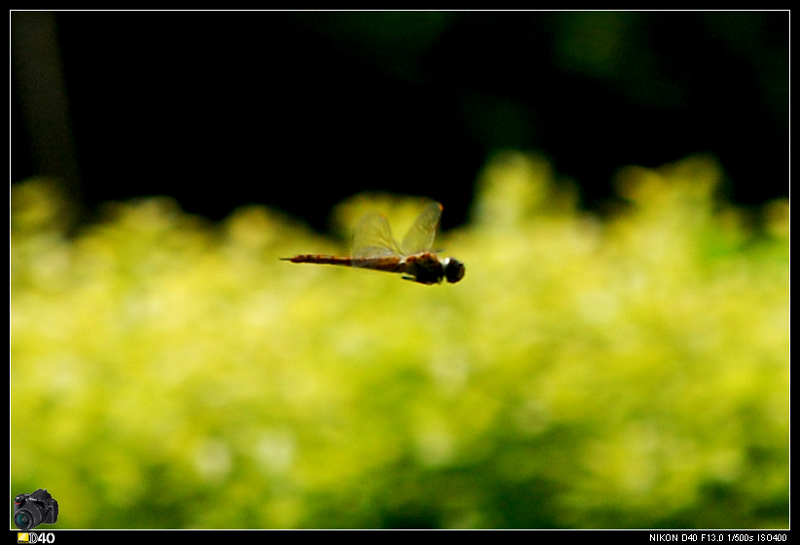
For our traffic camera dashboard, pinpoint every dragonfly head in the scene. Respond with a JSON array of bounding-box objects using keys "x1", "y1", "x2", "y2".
[{"x1": 442, "y1": 257, "x2": 466, "y2": 284}]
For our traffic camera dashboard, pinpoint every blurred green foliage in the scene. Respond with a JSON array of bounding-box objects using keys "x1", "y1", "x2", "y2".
[{"x1": 11, "y1": 153, "x2": 788, "y2": 528}]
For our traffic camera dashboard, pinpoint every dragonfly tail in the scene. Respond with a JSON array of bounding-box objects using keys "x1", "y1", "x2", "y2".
[{"x1": 281, "y1": 255, "x2": 353, "y2": 266}]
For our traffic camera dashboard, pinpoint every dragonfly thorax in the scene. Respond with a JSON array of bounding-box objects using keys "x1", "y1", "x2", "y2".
[
  {"x1": 402, "y1": 254, "x2": 465, "y2": 285},
  {"x1": 402, "y1": 253, "x2": 446, "y2": 285}
]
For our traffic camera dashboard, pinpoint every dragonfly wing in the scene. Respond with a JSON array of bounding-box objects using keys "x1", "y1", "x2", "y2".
[
  {"x1": 351, "y1": 212, "x2": 403, "y2": 267},
  {"x1": 400, "y1": 201, "x2": 442, "y2": 255}
]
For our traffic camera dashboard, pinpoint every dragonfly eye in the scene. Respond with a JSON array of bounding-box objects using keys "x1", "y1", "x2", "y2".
[{"x1": 443, "y1": 258, "x2": 465, "y2": 283}]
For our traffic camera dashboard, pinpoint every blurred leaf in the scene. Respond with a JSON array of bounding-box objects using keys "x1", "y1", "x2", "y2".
[{"x1": 10, "y1": 153, "x2": 788, "y2": 528}]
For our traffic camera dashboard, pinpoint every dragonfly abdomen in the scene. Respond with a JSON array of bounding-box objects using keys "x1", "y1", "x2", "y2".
[{"x1": 281, "y1": 255, "x2": 354, "y2": 266}]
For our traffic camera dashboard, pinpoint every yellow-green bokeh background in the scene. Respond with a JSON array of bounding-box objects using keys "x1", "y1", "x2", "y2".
[{"x1": 11, "y1": 153, "x2": 789, "y2": 528}]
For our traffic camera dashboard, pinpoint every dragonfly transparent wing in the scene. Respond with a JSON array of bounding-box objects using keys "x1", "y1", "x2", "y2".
[
  {"x1": 351, "y1": 212, "x2": 404, "y2": 264},
  {"x1": 399, "y1": 202, "x2": 442, "y2": 255}
]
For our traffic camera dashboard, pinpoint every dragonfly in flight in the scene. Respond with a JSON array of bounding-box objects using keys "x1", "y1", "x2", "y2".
[{"x1": 282, "y1": 201, "x2": 465, "y2": 285}]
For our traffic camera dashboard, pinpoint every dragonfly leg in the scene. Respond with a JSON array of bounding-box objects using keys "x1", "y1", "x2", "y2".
[{"x1": 403, "y1": 275, "x2": 438, "y2": 285}]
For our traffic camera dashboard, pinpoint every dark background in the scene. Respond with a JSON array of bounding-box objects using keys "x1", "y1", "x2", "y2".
[{"x1": 11, "y1": 11, "x2": 789, "y2": 232}]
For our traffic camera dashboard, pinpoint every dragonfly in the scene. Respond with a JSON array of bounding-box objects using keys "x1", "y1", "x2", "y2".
[{"x1": 281, "y1": 201, "x2": 465, "y2": 285}]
